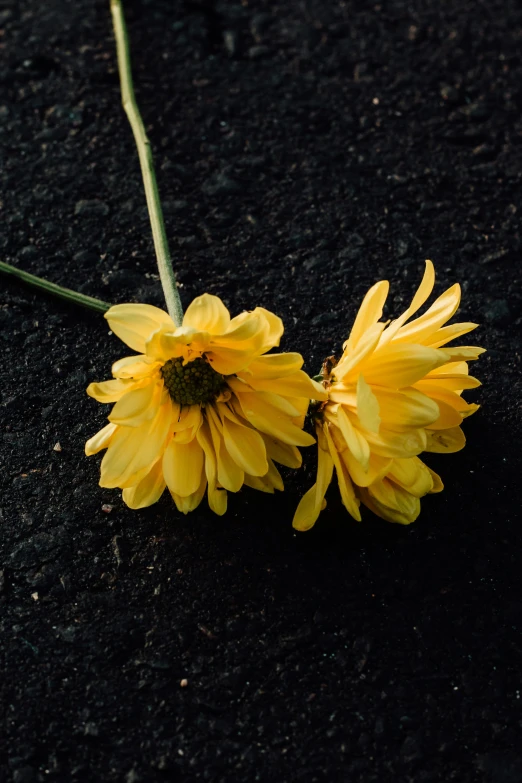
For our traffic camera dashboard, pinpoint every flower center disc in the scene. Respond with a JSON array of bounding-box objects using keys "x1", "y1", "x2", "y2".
[{"x1": 161, "y1": 357, "x2": 225, "y2": 406}]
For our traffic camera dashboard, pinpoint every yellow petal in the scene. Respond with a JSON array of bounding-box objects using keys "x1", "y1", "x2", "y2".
[
  {"x1": 100, "y1": 400, "x2": 173, "y2": 488},
  {"x1": 209, "y1": 486, "x2": 227, "y2": 515},
  {"x1": 206, "y1": 406, "x2": 244, "y2": 492},
  {"x1": 145, "y1": 325, "x2": 210, "y2": 363},
  {"x1": 425, "y1": 426, "x2": 465, "y2": 453},
  {"x1": 163, "y1": 436, "x2": 205, "y2": 497},
  {"x1": 374, "y1": 387, "x2": 440, "y2": 429},
  {"x1": 170, "y1": 404, "x2": 203, "y2": 444},
  {"x1": 324, "y1": 425, "x2": 361, "y2": 521},
  {"x1": 244, "y1": 353, "x2": 304, "y2": 379},
  {"x1": 265, "y1": 460, "x2": 284, "y2": 491},
  {"x1": 234, "y1": 391, "x2": 315, "y2": 447},
  {"x1": 122, "y1": 458, "x2": 166, "y2": 509},
  {"x1": 87, "y1": 378, "x2": 133, "y2": 403},
  {"x1": 292, "y1": 425, "x2": 334, "y2": 531},
  {"x1": 85, "y1": 422, "x2": 117, "y2": 455},
  {"x1": 108, "y1": 380, "x2": 159, "y2": 427},
  {"x1": 112, "y1": 355, "x2": 161, "y2": 379},
  {"x1": 216, "y1": 449, "x2": 244, "y2": 492},
  {"x1": 424, "y1": 399, "x2": 463, "y2": 429},
  {"x1": 248, "y1": 391, "x2": 301, "y2": 418},
  {"x1": 334, "y1": 322, "x2": 386, "y2": 382},
  {"x1": 427, "y1": 467, "x2": 444, "y2": 493},
  {"x1": 333, "y1": 407, "x2": 370, "y2": 469},
  {"x1": 222, "y1": 416, "x2": 268, "y2": 476},
  {"x1": 197, "y1": 421, "x2": 227, "y2": 516},
  {"x1": 183, "y1": 293, "x2": 231, "y2": 334},
  {"x1": 418, "y1": 374, "x2": 481, "y2": 391},
  {"x1": 461, "y1": 403, "x2": 480, "y2": 419},
  {"x1": 328, "y1": 387, "x2": 357, "y2": 407},
  {"x1": 435, "y1": 361, "x2": 469, "y2": 375},
  {"x1": 207, "y1": 346, "x2": 260, "y2": 375},
  {"x1": 393, "y1": 283, "x2": 461, "y2": 345},
  {"x1": 423, "y1": 322, "x2": 478, "y2": 348},
  {"x1": 356, "y1": 374, "x2": 381, "y2": 433},
  {"x1": 219, "y1": 307, "x2": 284, "y2": 358},
  {"x1": 262, "y1": 435, "x2": 302, "y2": 469},
  {"x1": 289, "y1": 394, "x2": 313, "y2": 429},
  {"x1": 363, "y1": 480, "x2": 421, "y2": 525},
  {"x1": 363, "y1": 425, "x2": 427, "y2": 459},
  {"x1": 244, "y1": 460, "x2": 284, "y2": 493},
  {"x1": 245, "y1": 370, "x2": 327, "y2": 400},
  {"x1": 344, "y1": 279, "x2": 389, "y2": 353},
  {"x1": 172, "y1": 404, "x2": 202, "y2": 432},
  {"x1": 171, "y1": 473, "x2": 207, "y2": 514},
  {"x1": 250, "y1": 307, "x2": 284, "y2": 352},
  {"x1": 339, "y1": 449, "x2": 392, "y2": 488},
  {"x1": 105, "y1": 303, "x2": 174, "y2": 353},
  {"x1": 378, "y1": 260, "x2": 436, "y2": 346},
  {"x1": 438, "y1": 346, "x2": 486, "y2": 362},
  {"x1": 388, "y1": 457, "x2": 434, "y2": 497},
  {"x1": 415, "y1": 384, "x2": 474, "y2": 425},
  {"x1": 360, "y1": 344, "x2": 449, "y2": 388},
  {"x1": 219, "y1": 313, "x2": 266, "y2": 347}
]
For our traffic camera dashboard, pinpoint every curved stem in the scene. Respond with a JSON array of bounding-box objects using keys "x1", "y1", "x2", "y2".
[
  {"x1": 0, "y1": 260, "x2": 110, "y2": 314},
  {"x1": 110, "y1": 0, "x2": 184, "y2": 327}
]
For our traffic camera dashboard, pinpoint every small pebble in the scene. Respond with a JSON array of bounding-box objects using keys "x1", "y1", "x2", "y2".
[
  {"x1": 180, "y1": 678, "x2": 188, "y2": 688},
  {"x1": 53, "y1": 442, "x2": 62, "y2": 452}
]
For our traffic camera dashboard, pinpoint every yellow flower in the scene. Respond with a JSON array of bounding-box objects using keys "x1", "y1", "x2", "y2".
[
  {"x1": 86, "y1": 294, "x2": 326, "y2": 514},
  {"x1": 293, "y1": 261, "x2": 485, "y2": 530}
]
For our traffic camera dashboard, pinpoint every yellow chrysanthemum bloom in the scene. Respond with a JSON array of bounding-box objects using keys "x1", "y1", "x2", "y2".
[
  {"x1": 86, "y1": 294, "x2": 326, "y2": 514},
  {"x1": 293, "y1": 261, "x2": 485, "y2": 530}
]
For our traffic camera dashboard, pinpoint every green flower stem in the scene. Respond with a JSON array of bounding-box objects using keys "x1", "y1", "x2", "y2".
[
  {"x1": 0, "y1": 260, "x2": 110, "y2": 314},
  {"x1": 110, "y1": 0, "x2": 184, "y2": 327}
]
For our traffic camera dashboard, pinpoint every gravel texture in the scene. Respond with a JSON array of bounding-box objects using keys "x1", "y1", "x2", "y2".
[{"x1": 1, "y1": 1, "x2": 521, "y2": 781}]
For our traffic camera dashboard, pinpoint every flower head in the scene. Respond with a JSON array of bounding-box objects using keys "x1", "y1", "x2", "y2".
[
  {"x1": 293, "y1": 261, "x2": 485, "y2": 530},
  {"x1": 86, "y1": 294, "x2": 326, "y2": 514}
]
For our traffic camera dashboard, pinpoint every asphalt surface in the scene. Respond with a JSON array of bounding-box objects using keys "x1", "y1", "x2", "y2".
[{"x1": 1, "y1": 1, "x2": 521, "y2": 781}]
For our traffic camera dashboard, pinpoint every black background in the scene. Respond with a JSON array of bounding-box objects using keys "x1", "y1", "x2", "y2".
[{"x1": 1, "y1": 1, "x2": 521, "y2": 781}]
